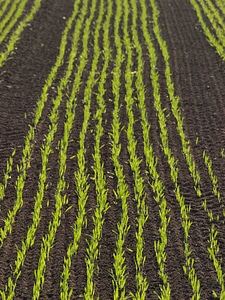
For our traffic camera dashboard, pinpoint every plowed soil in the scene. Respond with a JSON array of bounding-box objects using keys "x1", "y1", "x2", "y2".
[{"x1": 0, "y1": 0, "x2": 225, "y2": 299}]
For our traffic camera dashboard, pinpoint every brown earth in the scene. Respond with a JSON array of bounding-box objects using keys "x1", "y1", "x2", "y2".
[{"x1": 0, "y1": 0, "x2": 225, "y2": 299}]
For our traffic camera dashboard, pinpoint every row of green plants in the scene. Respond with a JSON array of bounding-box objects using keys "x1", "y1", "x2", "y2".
[
  {"x1": 199, "y1": 0, "x2": 225, "y2": 48},
  {"x1": 140, "y1": 0, "x2": 200, "y2": 298},
  {"x1": 205, "y1": 0, "x2": 225, "y2": 31},
  {"x1": 203, "y1": 151, "x2": 221, "y2": 203},
  {"x1": 0, "y1": 0, "x2": 11, "y2": 19},
  {"x1": 150, "y1": 0, "x2": 202, "y2": 197},
  {"x1": 202, "y1": 150, "x2": 225, "y2": 298},
  {"x1": 83, "y1": 0, "x2": 111, "y2": 297},
  {"x1": 0, "y1": 0, "x2": 42, "y2": 68},
  {"x1": 0, "y1": 0, "x2": 18, "y2": 26},
  {"x1": 130, "y1": 0, "x2": 171, "y2": 297},
  {"x1": 123, "y1": 0, "x2": 149, "y2": 298},
  {"x1": 0, "y1": 0, "x2": 85, "y2": 298},
  {"x1": 0, "y1": 0, "x2": 28, "y2": 44},
  {"x1": 60, "y1": 0, "x2": 109, "y2": 298},
  {"x1": 110, "y1": 0, "x2": 130, "y2": 298},
  {"x1": 32, "y1": 0, "x2": 97, "y2": 298},
  {"x1": 190, "y1": 0, "x2": 225, "y2": 60},
  {"x1": 0, "y1": 0, "x2": 81, "y2": 250},
  {"x1": 215, "y1": 0, "x2": 225, "y2": 15},
  {"x1": 202, "y1": 196, "x2": 225, "y2": 299},
  {"x1": 0, "y1": 0, "x2": 42, "y2": 246},
  {"x1": 0, "y1": 149, "x2": 16, "y2": 201},
  {"x1": 152, "y1": 1, "x2": 225, "y2": 298},
  {"x1": 2, "y1": 0, "x2": 225, "y2": 298},
  {"x1": 0, "y1": 0, "x2": 10, "y2": 5}
]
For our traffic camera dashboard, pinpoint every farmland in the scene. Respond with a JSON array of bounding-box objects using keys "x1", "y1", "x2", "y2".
[{"x1": 0, "y1": 0, "x2": 225, "y2": 299}]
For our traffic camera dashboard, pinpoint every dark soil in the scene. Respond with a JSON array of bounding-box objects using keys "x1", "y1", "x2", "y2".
[{"x1": 0, "y1": 0, "x2": 225, "y2": 299}]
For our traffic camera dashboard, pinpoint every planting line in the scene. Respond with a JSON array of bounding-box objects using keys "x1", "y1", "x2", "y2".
[
  {"x1": 150, "y1": 0, "x2": 202, "y2": 197},
  {"x1": 0, "y1": 0, "x2": 28, "y2": 44},
  {"x1": 189, "y1": 0, "x2": 225, "y2": 60},
  {"x1": 122, "y1": 1, "x2": 149, "y2": 298},
  {"x1": 205, "y1": 0, "x2": 225, "y2": 31},
  {"x1": 0, "y1": 149, "x2": 16, "y2": 201},
  {"x1": 0, "y1": 1, "x2": 87, "y2": 298},
  {"x1": 152, "y1": 0, "x2": 225, "y2": 297},
  {"x1": 202, "y1": 151, "x2": 225, "y2": 298},
  {"x1": 130, "y1": 0, "x2": 171, "y2": 298},
  {"x1": 110, "y1": 0, "x2": 130, "y2": 298},
  {"x1": 151, "y1": 1, "x2": 225, "y2": 296},
  {"x1": 0, "y1": 0, "x2": 12, "y2": 21},
  {"x1": 83, "y1": 3, "x2": 111, "y2": 299},
  {"x1": 0, "y1": 0, "x2": 82, "y2": 249},
  {"x1": 203, "y1": 151, "x2": 221, "y2": 204},
  {"x1": 0, "y1": 0, "x2": 42, "y2": 68},
  {"x1": 215, "y1": 0, "x2": 225, "y2": 15},
  {"x1": 140, "y1": 0, "x2": 201, "y2": 298},
  {"x1": 32, "y1": 0, "x2": 97, "y2": 298},
  {"x1": 60, "y1": 0, "x2": 110, "y2": 298},
  {"x1": 198, "y1": 0, "x2": 225, "y2": 48}
]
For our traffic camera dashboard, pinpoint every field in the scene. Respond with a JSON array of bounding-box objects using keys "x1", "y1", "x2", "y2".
[{"x1": 0, "y1": 0, "x2": 225, "y2": 299}]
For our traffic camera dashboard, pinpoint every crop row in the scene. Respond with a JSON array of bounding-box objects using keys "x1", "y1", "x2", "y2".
[
  {"x1": 0, "y1": 0, "x2": 85, "y2": 297},
  {"x1": 131, "y1": 0, "x2": 171, "y2": 297},
  {"x1": 83, "y1": 0, "x2": 110, "y2": 298},
  {"x1": 202, "y1": 151, "x2": 225, "y2": 298},
  {"x1": 110, "y1": 0, "x2": 130, "y2": 298},
  {"x1": 0, "y1": 0, "x2": 42, "y2": 68},
  {"x1": 141, "y1": 0, "x2": 202, "y2": 298},
  {"x1": 0, "y1": 0, "x2": 225, "y2": 299},
  {"x1": 0, "y1": 149, "x2": 16, "y2": 201},
  {"x1": 60, "y1": 0, "x2": 110, "y2": 298},
  {"x1": 190, "y1": 0, "x2": 225, "y2": 60}
]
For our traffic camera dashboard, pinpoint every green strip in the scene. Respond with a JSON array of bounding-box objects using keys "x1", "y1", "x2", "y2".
[
  {"x1": 140, "y1": 0, "x2": 200, "y2": 297},
  {"x1": 60, "y1": 0, "x2": 111, "y2": 298},
  {"x1": 202, "y1": 151, "x2": 225, "y2": 298},
  {"x1": 32, "y1": 0, "x2": 97, "y2": 298},
  {"x1": 122, "y1": 0, "x2": 149, "y2": 297},
  {"x1": 190, "y1": 0, "x2": 225, "y2": 60},
  {"x1": 0, "y1": 0, "x2": 41, "y2": 67},
  {"x1": 83, "y1": 0, "x2": 110, "y2": 298},
  {"x1": 0, "y1": 149, "x2": 16, "y2": 201},
  {"x1": 150, "y1": 0, "x2": 202, "y2": 196},
  {"x1": 0, "y1": 0, "x2": 28, "y2": 44},
  {"x1": 0, "y1": 0, "x2": 86, "y2": 298},
  {"x1": 0, "y1": 0, "x2": 82, "y2": 250},
  {"x1": 110, "y1": 0, "x2": 129, "y2": 297},
  {"x1": 130, "y1": 0, "x2": 171, "y2": 297},
  {"x1": 0, "y1": 0, "x2": 12, "y2": 21}
]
